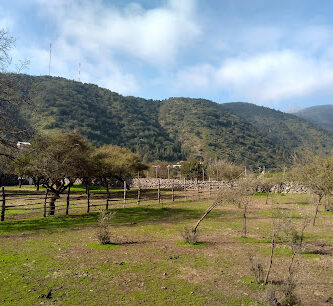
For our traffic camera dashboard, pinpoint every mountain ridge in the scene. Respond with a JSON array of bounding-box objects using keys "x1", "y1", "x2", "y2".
[{"x1": 4, "y1": 73, "x2": 333, "y2": 169}]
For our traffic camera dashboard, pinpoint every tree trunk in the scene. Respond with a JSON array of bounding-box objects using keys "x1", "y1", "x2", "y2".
[
  {"x1": 43, "y1": 189, "x2": 48, "y2": 217},
  {"x1": 36, "y1": 177, "x2": 40, "y2": 191},
  {"x1": 192, "y1": 202, "x2": 219, "y2": 234},
  {"x1": 264, "y1": 235, "x2": 276, "y2": 284},
  {"x1": 288, "y1": 252, "x2": 296, "y2": 276},
  {"x1": 49, "y1": 193, "x2": 59, "y2": 216},
  {"x1": 66, "y1": 186, "x2": 71, "y2": 215},
  {"x1": 313, "y1": 194, "x2": 322, "y2": 226},
  {"x1": 86, "y1": 183, "x2": 90, "y2": 213}
]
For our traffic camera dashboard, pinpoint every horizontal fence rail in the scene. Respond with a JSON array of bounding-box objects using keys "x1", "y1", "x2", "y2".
[{"x1": 0, "y1": 182, "x2": 222, "y2": 221}]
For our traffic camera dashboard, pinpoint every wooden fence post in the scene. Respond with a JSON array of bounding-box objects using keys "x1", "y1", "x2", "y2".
[
  {"x1": 158, "y1": 179, "x2": 161, "y2": 205},
  {"x1": 197, "y1": 181, "x2": 200, "y2": 199},
  {"x1": 66, "y1": 186, "x2": 71, "y2": 215},
  {"x1": 184, "y1": 178, "x2": 187, "y2": 200},
  {"x1": 43, "y1": 189, "x2": 48, "y2": 217},
  {"x1": 172, "y1": 183, "x2": 175, "y2": 202},
  {"x1": 209, "y1": 183, "x2": 212, "y2": 197},
  {"x1": 137, "y1": 186, "x2": 141, "y2": 205},
  {"x1": 106, "y1": 182, "x2": 110, "y2": 210},
  {"x1": 123, "y1": 181, "x2": 127, "y2": 208},
  {"x1": 86, "y1": 185, "x2": 90, "y2": 213},
  {"x1": 1, "y1": 187, "x2": 6, "y2": 221}
]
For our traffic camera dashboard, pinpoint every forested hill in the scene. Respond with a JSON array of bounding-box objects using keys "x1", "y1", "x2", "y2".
[
  {"x1": 222, "y1": 102, "x2": 333, "y2": 158},
  {"x1": 294, "y1": 105, "x2": 333, "y2": 134},
  {"x1": 6, "y1": 74, "x2": 333, "y2": 169}
]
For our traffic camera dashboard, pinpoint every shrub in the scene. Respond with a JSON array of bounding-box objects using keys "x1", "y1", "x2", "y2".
[
  {"x1": 181, "y1": 226, "x2": 198, "y2": 244},
  {"x1": 96, "y1": 210, "x2": 115, "y2": 245},
  {"x1": 249, "y1": 254, "x2": 264, "y2": 283},
  {"x1": 280, "y1": 275, "x2": 300, "y2": 306}
]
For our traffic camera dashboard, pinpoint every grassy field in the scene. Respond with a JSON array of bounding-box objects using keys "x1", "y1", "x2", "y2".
[{"x1": 0, "y1": 190, "x2": 332, "y2": 305}]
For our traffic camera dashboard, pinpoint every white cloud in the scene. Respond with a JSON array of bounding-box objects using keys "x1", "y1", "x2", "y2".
[
  {"x1": 33, "y1": 0, "x2": 200, "y2": 66},
  {"x1": 25, "y1": 0, "x2": 199, "y2": 95},
  {"x1": 176, "y1": 50, "x2": 333, "y2": 103}
]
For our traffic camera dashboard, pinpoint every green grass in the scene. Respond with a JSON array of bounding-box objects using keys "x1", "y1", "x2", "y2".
[
  {"x1": 86, "y1": 241, "x2": 121, "y2": 250},
  {"x1": 235, "y1": 236, "x2": 271, "y2": 244},
  {"x1": 260, "y1": 247, "x2": 293, "y2": 256},
  {"x1": 0, "y1": 201, "x2": 226, "y2": 234},
  {"x1": 297, "y1": 201, "x2": 310, "y2": 206},
  {"x1": 240, "y1": 277, "x2": 266, "y2": 290},
  {"x1": 0, "y1": 193, "x2": 331, "y2": 305},
  {"x1": 321, "y1": 210, "x2": 333, "y2": 216}
]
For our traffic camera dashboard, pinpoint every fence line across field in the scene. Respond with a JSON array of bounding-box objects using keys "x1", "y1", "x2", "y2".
[{"x1": 0, "y1": 182, "x2": 220, "y2": 221}]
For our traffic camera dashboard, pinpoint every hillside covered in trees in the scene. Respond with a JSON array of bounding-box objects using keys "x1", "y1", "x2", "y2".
[
  {"x1": 294, "y1": 104, "x2": 333, "y2": 134},
  {"x1": 5, "y1": 74, "x2": 333, "y2": 169}
]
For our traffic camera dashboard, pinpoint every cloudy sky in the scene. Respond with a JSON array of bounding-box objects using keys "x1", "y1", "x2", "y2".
[{"x1": 1, "y1": 0, "x2": 333, "y2": 110}]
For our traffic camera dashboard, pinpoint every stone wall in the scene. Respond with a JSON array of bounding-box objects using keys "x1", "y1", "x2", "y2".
[
  {"x1": 131, "y1": 178, "x2": 308, "y2": 193},
  {"x1": 131, "y1": 178, "x2": 228, "y2": 189}
]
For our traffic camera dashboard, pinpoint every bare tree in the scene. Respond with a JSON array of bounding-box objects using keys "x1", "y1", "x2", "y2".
[
  {"x1": 0, "y1": 28, "x2": 32, "y2": 160},
  {"x1": 291, "y1": 155, "x2": 333, "y2": 225},
  {"x1": 189, "y1": 174, "x2": 260, "y2": 242}
]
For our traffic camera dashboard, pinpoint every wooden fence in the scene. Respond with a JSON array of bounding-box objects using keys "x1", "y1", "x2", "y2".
[{"x1": 0, "y1": 183, "x2": 221, "y2": 221}]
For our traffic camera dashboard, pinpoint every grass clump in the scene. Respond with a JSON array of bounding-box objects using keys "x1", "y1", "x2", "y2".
[{"x1": 96, "y1": 210, "x2": 115, "y2": 245}]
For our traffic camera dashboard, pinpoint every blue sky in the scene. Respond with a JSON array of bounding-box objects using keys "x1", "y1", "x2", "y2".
[{"x1": 1, "y1": 0, "x2": 333, "y2": 111}]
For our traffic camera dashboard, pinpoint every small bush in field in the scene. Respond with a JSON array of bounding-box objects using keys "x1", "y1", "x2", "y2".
[
  {"x1": 280, "y1": 275, "x2": 300, "y2": 306},
  {"x1": 249, "y1": 254, "x2": 264, "y2": 283},
  {"x1": 96, "y1": 210, "x2": 115, "y2": 245},
  {"x1": 181, "y1": 226, "x2": 198, "y2": 244},
  {"x1": 264, "y1": 275, "x2": 300, "y2": 306}
]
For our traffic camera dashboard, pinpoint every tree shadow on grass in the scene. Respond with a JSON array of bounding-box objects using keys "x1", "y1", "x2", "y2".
[{"x1": 0, "y1": 205, "x2": 227, "y2": 233}]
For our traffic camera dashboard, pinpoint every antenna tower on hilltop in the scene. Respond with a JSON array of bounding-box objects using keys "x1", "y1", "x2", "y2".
[
  {"x1": 48, "y1": 43, "x2": 52, "y2": 76},
  {"x1": 78, "y1": 62, "x2": 81, "y2": 82}
]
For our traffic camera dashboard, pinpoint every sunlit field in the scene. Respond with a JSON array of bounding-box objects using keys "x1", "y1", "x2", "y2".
[{"x1": 0, "y1": 188, "x2": 331, "y2": 305}]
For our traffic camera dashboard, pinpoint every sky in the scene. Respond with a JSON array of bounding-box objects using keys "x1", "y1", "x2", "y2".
[{"x1": 1, "y1": 0, "x2": 333, "y2": 111}]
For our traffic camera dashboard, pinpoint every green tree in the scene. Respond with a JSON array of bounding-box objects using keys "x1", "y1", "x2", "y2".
[
  {"x1": 180, "y1": 159, "x2": 204, "y2": 180},
  {"x1": 14, "y1": 131, "x2": 95, "y2": 215},
  {"x1": 93, "y1": 145, "x2": 147, "y2": 187}
]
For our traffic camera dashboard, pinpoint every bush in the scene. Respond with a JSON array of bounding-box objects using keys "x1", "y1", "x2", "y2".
[
  {"x1": 264, "y1": 276, "x2": 300, "y2": 306},
  {"x1": 249, "y1": 254, "x2": 264, "y2": 283},
  {"x1": 181, "y1": 226, "x2": 198, "y2": 244},
  {"x1": 96, "y1": 210, "x2": 115, "y2": 245},
  {"x1": 280, "y1": 275, "x2": 300, "y2": 306}
]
